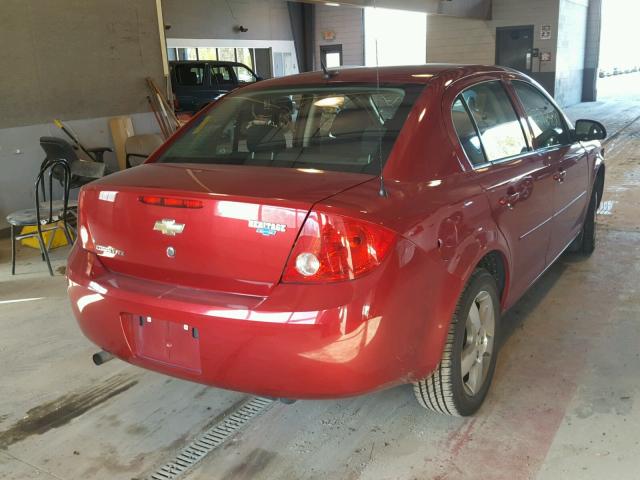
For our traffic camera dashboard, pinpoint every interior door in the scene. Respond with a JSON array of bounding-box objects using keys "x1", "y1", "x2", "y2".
[
  {"x1": 320, "y1": 44, "x2": 343, "y2": 69},
  {"x1": 496, "y1": 26, "x2": 534, "y2": 73},
  {"x1": 254, "y1": 48, "x2": 273, "y2": 79},
  {"x1": 510, "y1": 80, "x2": 589, "y2": 263},
  {"x1": 451, "y1": 80, "x2": 556, "y2": 304}
]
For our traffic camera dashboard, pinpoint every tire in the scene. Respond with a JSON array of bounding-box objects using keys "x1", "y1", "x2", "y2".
[
  {"x1": 414, "y1": 269, "x2": 501, "y2": 416},
  {"x1": 570, "y1": 190, "x2": 598, "y2": 255}
]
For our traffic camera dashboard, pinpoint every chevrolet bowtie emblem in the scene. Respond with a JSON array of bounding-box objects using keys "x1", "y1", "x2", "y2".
[{"x1": 153, "y1": 219, "x2": 185, "y2": 236}]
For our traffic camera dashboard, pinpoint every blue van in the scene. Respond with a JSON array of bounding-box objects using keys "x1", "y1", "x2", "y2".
[{"x1": 170, "y1": 61, "x2": 260, "y2": 113}]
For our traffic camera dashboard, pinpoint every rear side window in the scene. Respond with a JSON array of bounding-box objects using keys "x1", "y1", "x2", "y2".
[
  {"x1": 211, "y1": 66, "x2": 233, "y2": 85},
  {"x1": 451, "y1": 97, "x2": 486, "y2": 165},
  {"x1": 461, "y1": 81, "x2": 528, "y2": 162},
  {"x1": 174, "y1": 64, "x2": 205, "y2": 86},
  {"x1": 156, "y1": 84, "x2": 424, "y2": 174},
  {"x1": 512, "y1": 81, "x2": 569, "y2": 149}
]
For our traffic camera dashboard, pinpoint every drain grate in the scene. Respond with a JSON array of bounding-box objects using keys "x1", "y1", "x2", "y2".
[
  {"x1": 150, "y1": 397, "x2": 274, "y2": 480},
  {"x1": 597, "y1": 200, "x2": 615, "y2": 215}
]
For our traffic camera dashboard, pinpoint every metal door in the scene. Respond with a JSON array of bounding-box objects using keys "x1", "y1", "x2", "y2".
[
  {"x1": 496, "y1": 26, "x2": 534, "y2": 73},
  {"x1": 254, "y1": 48, "x2": 273, "y2": 79}
]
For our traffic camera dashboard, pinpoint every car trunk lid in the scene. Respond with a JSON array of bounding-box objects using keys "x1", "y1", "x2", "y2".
[{"x1": 80, "y1": 163, "x2": 372, "y2": 296}]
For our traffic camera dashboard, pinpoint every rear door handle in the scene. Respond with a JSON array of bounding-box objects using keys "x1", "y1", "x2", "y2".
[
  {"x1": 499, "y1": 190, "x2": 520, "y2": 210},
  {"x1": 553, "y1": 169, "x2": 567, "y2": 182}
]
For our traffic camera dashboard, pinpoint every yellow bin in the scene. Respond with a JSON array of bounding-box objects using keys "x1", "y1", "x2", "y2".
[{"x1": 20, "y1": 222, "x2": 70, "y2": 250}]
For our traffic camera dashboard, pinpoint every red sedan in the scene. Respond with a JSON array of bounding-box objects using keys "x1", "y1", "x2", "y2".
[{"x1": 68, "y1": 65, "x2": 606, "y2": 416}]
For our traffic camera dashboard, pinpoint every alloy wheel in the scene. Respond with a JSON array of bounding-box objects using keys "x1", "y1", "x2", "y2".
[{"x1": 461, "y1": 290, "x2": 495, "y2": 396}]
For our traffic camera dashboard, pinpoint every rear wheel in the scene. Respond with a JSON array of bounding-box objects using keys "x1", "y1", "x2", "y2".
[{"x1": 414, "y1": 269, "x2": 500, "y2": 416}]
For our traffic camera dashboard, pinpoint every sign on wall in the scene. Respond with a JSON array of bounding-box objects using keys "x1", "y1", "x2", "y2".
[
  {"x1": 540, "y1": 25, "x2": 552, "y2": 40},
  {"x1": 322, "y1": 30, "x2": 336, "y2": 41}
]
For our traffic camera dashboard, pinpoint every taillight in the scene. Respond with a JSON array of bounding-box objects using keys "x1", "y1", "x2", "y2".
[
  {"x1": 282, "y1": 212, "x2": 396, "y2": 283},
  {"x1": 77, "y1": 188, "x2": 94, "y2": 250},
  {"x1": 139, "y1": 196, "x2": 203, "y2": 208}
]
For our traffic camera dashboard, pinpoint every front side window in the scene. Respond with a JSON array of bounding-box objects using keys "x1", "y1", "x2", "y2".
[
  {"x1": 461, "y1": 81, "x2": 528, "y2": 162},
  {"x1": 512, "y1": 81, "x2": 569, "y2": 149},
  {"x1": 156, "y1": 85, "x2": 423, "y2": 174},
  {"x1": 233, "y1": 65, "x2": 256, "y2": 83},
  {"x1": 175, "y1": 64, "x2": 205, "y2": 86}
]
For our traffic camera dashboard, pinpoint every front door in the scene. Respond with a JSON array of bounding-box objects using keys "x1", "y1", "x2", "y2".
[
  {"x1": 496, "y1": 26, "x2": 534, "y2": 74},
  {"x1": 510, "y1": 80, "x2": 589, "y2": 262}
]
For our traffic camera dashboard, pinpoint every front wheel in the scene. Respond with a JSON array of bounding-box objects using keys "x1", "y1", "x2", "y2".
[
  {"x1": 569, "y1": 190, "x2": 598, "y2": 255},
  {"x1": 414, "y1": 269, "x2": 501, "y2": 416}
]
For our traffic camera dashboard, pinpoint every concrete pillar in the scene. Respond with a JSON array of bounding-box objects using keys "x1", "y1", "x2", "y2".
[{"x1": 582, "y1": 0, "x2": 602, "y2": 101}]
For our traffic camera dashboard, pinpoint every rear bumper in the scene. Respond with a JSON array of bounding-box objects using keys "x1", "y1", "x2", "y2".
[{"x1": 67, "y1": 242, "x2": 457, "y2": 399}]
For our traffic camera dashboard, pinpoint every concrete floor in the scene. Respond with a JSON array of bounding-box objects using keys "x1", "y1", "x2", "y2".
[{"x1": 1, "y1": 93, "x2": 639, "y2": 479}]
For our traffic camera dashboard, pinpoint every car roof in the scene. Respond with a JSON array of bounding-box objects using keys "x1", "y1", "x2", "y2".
[{"x1": 244, "y1": 64, "x2": 514, "y2": 89}]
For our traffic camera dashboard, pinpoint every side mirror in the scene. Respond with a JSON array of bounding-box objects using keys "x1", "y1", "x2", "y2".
[{"x1": 574, "y1": 119, "x2": 607, "y2": 141}]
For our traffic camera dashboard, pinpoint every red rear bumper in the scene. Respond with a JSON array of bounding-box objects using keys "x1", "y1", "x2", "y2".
[{"x1": 67, "y1": 242, "x2": 456, "y2": 399}]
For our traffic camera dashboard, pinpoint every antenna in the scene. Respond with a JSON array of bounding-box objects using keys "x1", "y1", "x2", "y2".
[
  {"x1": 320, "y1": 57, "x2": 337, "y2": 80},
  {"x1": 374, "y1": 17, "x2": 387, "y2": 198}
]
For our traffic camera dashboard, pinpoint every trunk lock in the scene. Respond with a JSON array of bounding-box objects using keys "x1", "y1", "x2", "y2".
[{"x1": 166, "y1": 246, "x2": 176, "y2": 258}]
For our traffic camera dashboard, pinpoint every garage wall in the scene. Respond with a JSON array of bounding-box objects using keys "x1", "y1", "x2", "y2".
[
  {"x1": 426, "y1": 0, "x2": 560, "y2": 98},
  {"x1": 0, "y1": 0, "x2": 164, "y2": 230},
  {"x1": 161, "y1": 0, "x2": 293, "y2": 40},
  {"x1": 426, "y1": 16, "x2": 495, "y2": 65},
  {"x1": 315, "y1": 5, "x2": 365, "y2": 69},
  {"x1": 0, "y1": 0, "x2": 165, "y2": 129},
  {"x1": 555, "y1": 0, "x2": 589, "y2": 106}
]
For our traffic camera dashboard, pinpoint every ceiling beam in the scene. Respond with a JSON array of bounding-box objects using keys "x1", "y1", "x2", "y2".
[{"x1": 297, "y1": 0, "x2": 491, "y2": 19}]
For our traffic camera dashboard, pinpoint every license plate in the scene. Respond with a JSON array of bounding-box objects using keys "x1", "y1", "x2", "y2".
[{"x1": 130, "y1": 315, "x2": 202, "y2": 373}]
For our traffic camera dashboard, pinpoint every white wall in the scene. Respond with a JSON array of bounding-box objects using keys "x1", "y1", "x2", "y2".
[{"x1": 555, "y1": 0, "x2": 589, "y2": 106}]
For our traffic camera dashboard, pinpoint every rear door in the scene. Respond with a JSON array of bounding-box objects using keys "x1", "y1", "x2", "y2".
[
  {"x1": 172, "y1": 63, "x2": 213, "y2": 112},
  {"x1": 210, "y1": 64, "x2": 236, "y2": 92},
  {"x1": 448, "y1": 78, "x2": 556, "y2": 303},
  {"x1": 510, "y1": 80, "x2": 589, "y2": 263}
]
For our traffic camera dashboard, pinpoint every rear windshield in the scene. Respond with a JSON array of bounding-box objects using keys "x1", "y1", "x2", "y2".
[{"x1": 156, "y1": 84, "x2": 424, "y2": 174}]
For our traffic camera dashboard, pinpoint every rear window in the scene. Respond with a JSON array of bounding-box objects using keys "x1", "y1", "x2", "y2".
[{"x1": 156, "y1": 84, "x2": 424, "y2": 174}]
